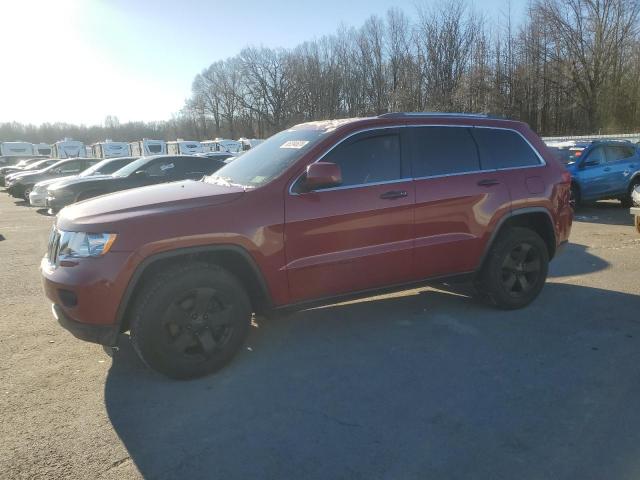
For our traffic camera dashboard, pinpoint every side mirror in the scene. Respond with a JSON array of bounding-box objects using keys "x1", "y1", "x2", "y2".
[{"x1": 304, "y1": 162, "x2": 342, "y2": 190}]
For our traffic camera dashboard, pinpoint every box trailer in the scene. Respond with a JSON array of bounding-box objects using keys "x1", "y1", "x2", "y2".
[
  {"x1": 130, "y1": 139, "x2": 166, "y2": 156},
  {"x1": 32, "y1": 143, "x2": 52, "y2": 156},
  {"x1": 0, "y1": 141, "x2": 34, "y2": 156},
  {"x1": 51, "y1": 139, "x2": 85, "y2": 159},
  {"x1": 91, "y1": 140, "x2": 130, "y2": 158},
  {"x1": 166, "y1": 140, "x2": 203, "y2": 155}
]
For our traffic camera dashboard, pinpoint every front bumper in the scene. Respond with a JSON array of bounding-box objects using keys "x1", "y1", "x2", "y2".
[
  {"x1": 29, "y1": 190, "x2": 47, "y2": 207},
  {"x1": 52, "y1": 304, "x2": 119, "y2": 345},
  {"x1": 632, "y1": 188, "x2": 640, "y2": 207},
  {"x1": 41, "y1": 252, "x2": 135, "y2": 346}
]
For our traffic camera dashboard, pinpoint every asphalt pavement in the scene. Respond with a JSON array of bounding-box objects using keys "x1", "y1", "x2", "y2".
[{"x1": 0, "y1": 194, "x2": 638, "y2": 479}]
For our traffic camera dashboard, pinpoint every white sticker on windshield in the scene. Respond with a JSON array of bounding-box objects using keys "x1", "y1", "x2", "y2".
[{"x1": 280, "y1": 140, "x2": 309, "y2": 149}]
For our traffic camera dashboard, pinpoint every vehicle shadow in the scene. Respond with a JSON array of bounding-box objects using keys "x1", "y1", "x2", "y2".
[
  {"x1": 105, "y1": 283, "x2": 640, "y2": 480},
  {"x1": 573, "y1": 201, "x2": 634, "y2": 226},
  {"x1": 548, "y1": 242, "x2": 609, "y2": 278}
]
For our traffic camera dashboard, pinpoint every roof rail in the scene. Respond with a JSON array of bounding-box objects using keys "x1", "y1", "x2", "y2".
[{"x1": 378, "y1": 112, "x2": 498, "y2": 119}]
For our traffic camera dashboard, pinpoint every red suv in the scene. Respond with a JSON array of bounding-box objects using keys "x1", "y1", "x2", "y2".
[{"x1": 41, "y1": 114, "x2": 573, "y2": 379}]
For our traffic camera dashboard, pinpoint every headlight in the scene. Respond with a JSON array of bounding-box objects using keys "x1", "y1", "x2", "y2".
[{"x1": 58, "y1": 231, "x2": 117, "y2": 259}]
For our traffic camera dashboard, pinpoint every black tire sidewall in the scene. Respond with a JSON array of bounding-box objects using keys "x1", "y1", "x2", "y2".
[
  {"x1": 131, "y1": 264, "x2": 251, "y2": 379},
  {"x1": 480, "y1": 227, "x2": 549, "y2": 310}
]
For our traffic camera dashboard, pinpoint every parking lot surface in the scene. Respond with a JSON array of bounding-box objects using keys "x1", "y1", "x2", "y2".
[{"x1": 1, "y1": 194, "x2": 639, "y2": 480}]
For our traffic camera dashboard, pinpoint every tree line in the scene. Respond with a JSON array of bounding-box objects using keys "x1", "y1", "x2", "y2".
[{"x1": 2, "y1": 0, "x2": 639, "y2": 144}]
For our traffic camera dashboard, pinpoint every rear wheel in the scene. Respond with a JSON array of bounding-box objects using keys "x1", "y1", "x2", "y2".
[
  {"x1": 130, "y1": 263, "x2": 252, "y2": 379},
  {"x1": 476, "y1": 227, "x2": 549, "y2": 310},
  {"x1": 23, "y1": 187, "x2": 32, "y2": 204}
]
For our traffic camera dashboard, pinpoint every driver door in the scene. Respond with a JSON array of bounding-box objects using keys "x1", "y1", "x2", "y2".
[
  {"x1": 579, "y1": 146, "x2": 609, "y2": 199},
  {"x1": 284, "y1": 128, "x2": 415, "y2": 303}
]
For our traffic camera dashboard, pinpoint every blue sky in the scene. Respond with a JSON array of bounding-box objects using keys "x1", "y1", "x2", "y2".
[{"x1": 0, "y1": 0, "x2": 525, "y2": 125}]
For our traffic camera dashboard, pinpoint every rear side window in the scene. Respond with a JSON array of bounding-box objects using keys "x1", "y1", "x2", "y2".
[
  {"x1": 323, "y1": 131, "x2": 401, "y2": 187},
  {"x1": 605, "y1": 145, "x2": 635, "y2": 161},
  {"x1": 409, "y1": 127, "x2": 480, "y2": 177},
  {"x1": 473, "y1": 128, "x2": 541, "y2": 170}
]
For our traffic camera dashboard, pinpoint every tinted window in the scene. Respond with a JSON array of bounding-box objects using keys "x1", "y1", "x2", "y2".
[
  {"x1": 584, "y1": 146, "x2": 605, "y2": 165},
  {"x1": 59, "y1": 160, "x2": 83, "y2": 172},
  {"x1": 410, "y1": 127, "x2": 479, "y2": 177},
  {"x1": 321, "y1": 131, "x2": 401, "y2": 187},
  {"x1": 473, "y1": 128, "x2": 540, "y2": 169},
  {"x1": 143, "y1": 158, "x2": 178, "y2": 177},
  {"x1": 606, "y1": 145, "x2": 635, "y2": 161}
]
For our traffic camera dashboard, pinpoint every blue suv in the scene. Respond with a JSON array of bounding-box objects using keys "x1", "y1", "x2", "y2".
[{"x1": 567, "y1": 140, "x2": 640, "y2": 207}]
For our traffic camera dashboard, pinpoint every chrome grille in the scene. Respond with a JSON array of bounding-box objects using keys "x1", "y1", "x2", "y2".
[{"x1": 47, "y1": 227, "x2": 61, "y2": 265}]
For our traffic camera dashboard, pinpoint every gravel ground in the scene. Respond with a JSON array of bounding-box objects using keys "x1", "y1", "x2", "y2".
[{"x1": 0, "y1": 194, "x2": 639, "y2": 480}]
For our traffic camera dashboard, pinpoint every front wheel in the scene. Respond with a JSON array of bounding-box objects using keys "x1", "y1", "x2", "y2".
[
  {"x1": 620, "y1": 179, "x2": 640, "y2": 208},
  {"x1": 23, "y1": 187, "x2": 33, "y2": 203},
  {"x1": 476, "y1": 227, "x2": 549, "y2": 310},
  {"x1": 130, "y1": 263, "x2": 252, "y2": 379}
]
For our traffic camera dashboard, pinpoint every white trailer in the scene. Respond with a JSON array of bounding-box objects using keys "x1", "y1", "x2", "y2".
[
  {"x1": 201, "y1": 139, "x2": 242, "y2": 154},
  {"x1": 238, "y1": 138, "x2": 264, "y2": 151},
  {"x1": 130, "y1": 139, "x2": 166, "y2": 156},
  {"x1": 51, "y1": 139, "x2": 85, "y2": 159},
  {"x1": 166, "y1": 140, "x2": 203, "y2": 155},
  {"x1": 32, "y1": 143, "x2": 52, "y2": 156},
  {"x1": 0, "y1": 141, "x2": 34, "y2": 156},
  {"x1": 91, "y1": 140, "x2": 130, "y2": 158}
]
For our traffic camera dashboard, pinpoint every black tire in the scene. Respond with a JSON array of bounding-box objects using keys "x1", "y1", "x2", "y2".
[
  {"x1": 130, "y1": 262, "x2": 252, "y2": 379},
  {"x1": 476, "y1": 227, "x2": 549, "y2": 310},
  {"x1": 23, "y1": 186, "x2": 33, "y2": 203},
  {"x1": 570, "y1": 182, "x2": 581, "y2": 208},
  {"x1": 620, "y1": 178, "x2": 640, "y2": 208}
]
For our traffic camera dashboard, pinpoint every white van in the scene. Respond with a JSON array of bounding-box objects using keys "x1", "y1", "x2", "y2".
[
  {"x1": 166, "y1": 140, "x2": 203, "y2": 155},
  {"x1": 51, "y1": 139, "x2": 85, "y2": 159},
  {"x1": 130, "y1": 139, "x2": 166, "y2": 156},
  {"x1": 91, "y1": 140, "x2": 130, "y2": 158},
  {"x1": 0, "y1": 141, "x2": 34, "y2": 156},
  {"x1": 32, "y1": 143, "x2": 52, "y2": 156}
]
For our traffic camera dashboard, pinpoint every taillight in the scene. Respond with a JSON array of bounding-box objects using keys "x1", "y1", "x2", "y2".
[{"x1": 560, "y1": 171, "x2": 572, "y2": 184}]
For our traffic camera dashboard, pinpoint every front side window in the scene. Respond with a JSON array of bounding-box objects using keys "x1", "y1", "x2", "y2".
[
  {"x1": 144, "y1": 158, "x2": 177, "y2": 177},
  {"x1": 409, "y1": 126, "x2": 480, "y2": 177},
  {"x1": 584, "y1": 146, "x2": 606, "y2": 165},
  {"x1": 473, "y1": 128, "x2": 541, "y2": 170},
  {"x1": 59, "y1": 161, "x2": 82, "y2": 173},
  {"x1": 320, "y1": 131, "x2": 401, "y2": 187}
]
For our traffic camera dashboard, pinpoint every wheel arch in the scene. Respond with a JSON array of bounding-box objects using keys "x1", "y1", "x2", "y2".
[
  {"x1": 479, "y1": 207, "x2": 557, "y2": 269},
  {"x1": 116, "y1": 245, "x2": 272, "y2": 335}
]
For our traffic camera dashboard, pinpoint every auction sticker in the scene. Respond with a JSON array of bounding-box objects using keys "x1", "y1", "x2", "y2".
[{"x1": 280, "y1": 140, "x2": 309, "y2": 149}]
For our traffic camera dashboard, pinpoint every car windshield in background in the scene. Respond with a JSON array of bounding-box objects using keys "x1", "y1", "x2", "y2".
[
  {"x1": 80, "y1": 158, "x2": 136, "y2": 177},
  {"x1": 203, "y1": 129, "x2": 325, "y2": 188},
  {"x1": 112, "y1": 157, "x2": 153, "y2": 177}
]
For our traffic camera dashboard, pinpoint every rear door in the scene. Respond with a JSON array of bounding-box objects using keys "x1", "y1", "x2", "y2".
[
  {"x1": 284, "y1": 128, "x2": 415, "y2": 303},
  {"x1": 410, "y1": 126, "x2": 512, "y2": 279},
  {"x1": 604, "y1": 145, "x2": 638, "y2": 196}
]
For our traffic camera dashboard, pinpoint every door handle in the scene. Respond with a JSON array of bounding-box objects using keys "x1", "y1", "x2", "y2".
[
  {"x1": 477, "y1": 179, "x2": 499, "y2": 187},
  {"x1": 379, "y1": 190, "x2": 408, "y2": 200},
  {"x1": 603, "y1": 167, "x2": 611, "y2": 172}
]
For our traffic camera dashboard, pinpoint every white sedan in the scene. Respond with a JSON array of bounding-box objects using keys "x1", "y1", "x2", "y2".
[{"x1": 29, "y1": 177, "x2": 73, "y2": 207}]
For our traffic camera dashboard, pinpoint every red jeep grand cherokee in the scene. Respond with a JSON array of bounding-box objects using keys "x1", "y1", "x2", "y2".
[{"x1": 42, "y1": 113, "x2": 572, "y2": 379}]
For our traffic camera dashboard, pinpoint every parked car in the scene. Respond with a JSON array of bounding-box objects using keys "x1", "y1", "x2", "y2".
[
  {"x1": 42, "y1": 113, "x2": 573, "y2": 379},
  {"x1": 30, "y1": 156, "x2": 139, "y2": 208},
  {"x1": 45, "y1": 155, "x2": 226, "y2": 212},
  {"x1": 566, "y1": 140, "x2": 640, "y2": 207},
  {"x1": 1, "y1": 159, "x2": 57, "y2": 186},
  {"x1": 7, "y1": 158, "x2": 100, "y2": 202}
]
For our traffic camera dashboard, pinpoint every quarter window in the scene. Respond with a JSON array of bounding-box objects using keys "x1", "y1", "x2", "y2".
[
  {"x1": 409, "y1": 127, "x2": 480, "y2": 177},
  {"x1": 472, "y1": 128, "x2": 541, "y2": 170},
  {"x1": 321, "y1": 131, "x2": 401, "y2": 187}
]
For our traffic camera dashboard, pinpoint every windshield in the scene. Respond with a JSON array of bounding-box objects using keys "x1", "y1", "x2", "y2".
[
  {"x1": 112, "y1": 156, "x2": 154, "y2": 177},
  {"x1": 80, "y1": 157, "x2": 135, "y2": 177},
  {"x1": 203, "y1": 128, "x2": 325, "y2": 188}
]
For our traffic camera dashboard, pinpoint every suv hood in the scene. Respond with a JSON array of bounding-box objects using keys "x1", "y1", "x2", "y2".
[{"x1": 57, "y1": 180, "x2": 246, "y2": 230}]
